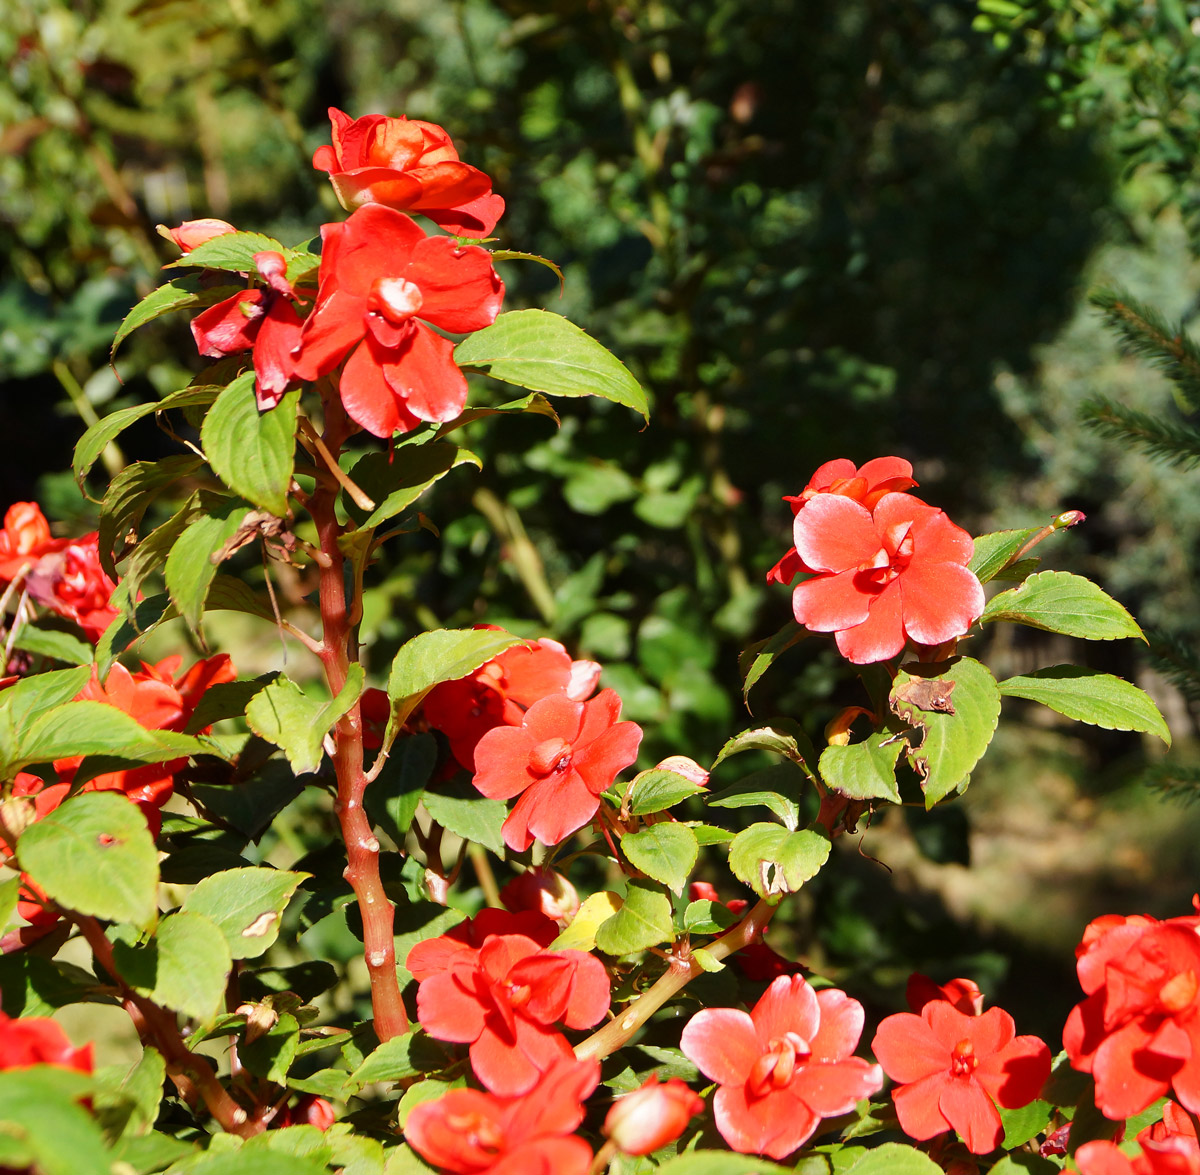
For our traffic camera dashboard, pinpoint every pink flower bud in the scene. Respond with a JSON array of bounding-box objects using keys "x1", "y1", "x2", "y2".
[
  {"x1": 653, "y1": 755, "x2": 709, "y2": 788},
  {"x1": 161, "y1": 218, "x2": 236, "y2": 253},
  {"x1": 500, "y1": 867, "x2": 580, "y2": 924},
  {"x1": 604, "y1": 1077, "x2": 704, "y2": 1156}
]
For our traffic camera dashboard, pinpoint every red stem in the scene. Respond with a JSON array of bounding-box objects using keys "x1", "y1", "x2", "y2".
[{"x1": 310, "y1": 394, "x2": 409, "y2": 1041}]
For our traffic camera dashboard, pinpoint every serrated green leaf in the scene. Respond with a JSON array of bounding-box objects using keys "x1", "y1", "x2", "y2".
[
  {"x1": 0, "y1": 1069, "x2": 109, "y2": 1175},
  {"x1": 967, "y1": 527, "x2": 1041, "y2": 583},
  {"x1": 12, "y1": 625, "x2": 95, "y2": 666},
  {"x1": 94, "y1": 1045, "x2": 166, "y2": 1140},
  {"x1": 739, "y1": 621, "x2": 808, "y2": 705},
  {"x1": 818, "y1": 734, "x2": 904, "y2": 804},
  {"x1": 655, "y1": 1152, "x2": 792, "y2": 1175},
  {"x1": 627, "y1": 768, "x2": 707, "y2": 815},
  {"x1": 184, "y1": 675, "x2": 276, "y2": 734},
  {"x1": 420, "y1": 777, "x2": 508, "y2": 857},
  {"x1": 18, "y1": 792, "x2": 158, "y2": 930},
  {"x1": 165, "y1": 230, "x2": 287, "y2": 273},
  {"x1": 890, "y1": 658, "x2": 1001, "y2": 806},
  {"x1": 594, "y1": 879, "x2": 675, "y2": 955},
  {"x1": 201, "y1": 375, "x2": 299, "y2": 516},
  {"x1": 998, "y1": 1098, "x2": 1054, "y2": 1149},
  {"x1": 728, "y1": 823, "x2": 831, "y2": 899},
  {"x1": 682, "y1": 899, "x2": 738, "y2": 935},
  {"x1": 111, "y1": 276, "x2": 242, "y2": 359},
  {"x1": 454, "y1": 309, "x2": 647, "y2": 420},
  {"x1": 97, "y1": 455, "x2": 204, "y2": 579},
  {"x1": 998, "y1": 665, "x2": 1170, "y2": 744},
  {"x1": 74, "y1": 386, "x2": 221, "y2": 484},
  {"x1": 205, "y1": 574, "x2": 276, "y2": 621},
  {"x1": 347, "y1": 444, "x2": 482, "y2": 531},
  {"x1": 245, "y1": 665, "x2": 364, "y2": 775},
  {"x1": 620, "y1": 822, "x2": 698, "y2": 894},
  {"x1": 712, "y1": 721, "x2": 819, "y2": 782},
  {"x1": 982, "y1": 571, "x2": 1144, "y2": 641},
  {"x1": 349, "y1": 1032, "x2": 445, "y2": 1088},
  {"x1": 0, "y1": 877, "x2": 19, "y2": 934},
  {"x1": 435, "y1": 392, "x2": 559, "y2": 438},
  {"x1": 240, "y1": 1012, "x2": 299, "y2": 1086},
  {"x1": 707, "y1": 761, "x2": 806, "y2": 829},
  {"x1": 165, "y1": 501, "x2": 250, "y2": 637},
  {"x1": 842, "y1": 1144, "x2": 944, "y2": 1175},
  {"x1": 0, "y1": 665, "x2": 90, "y2": 730},
  {"x1": 129, "y1": 911, "x2": 231, "y2": 1025},
  {"x1": 551, "y1": 891, "x2": 622, "y2": 951},
  {"x1": 182, "y1": 867, "x2": 309, "y2": 959},
  {"x1": 364, "y1": 733, "x2": 437, "y2": 845}
]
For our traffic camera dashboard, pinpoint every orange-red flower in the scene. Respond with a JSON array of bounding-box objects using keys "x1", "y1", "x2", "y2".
[
  {"x1": 0, "y1": 1010, "x2": 91, "y2": 1073},
  {"x1": 23, "y1": 533, "x2": 118, "y2": 641},
  {"x1": 415, "y1": 933, "x2": 609, "y2": 1095},
  {"x1": 906, "y1": 973, "x2": 984, "y2": 1017},
  {"x1": 604, "y1": 1077, "x2": 704, "y2": 1156},
  {"x1": 0, "y1": 503, "x2": 67, "y2": 582},
  {"x1": 871, "y1": 1000, "x2": 1051, "y2": 1154},
  {"x1": 680, "y1": 974, "x2": 883, "y2": 1159},
  {"x1": 405, "y1": 1057, "x2": 597, "y2": 1175},
  {"x1": 163, "y1": 218, "x2": 235, "y2": 253},
  {"x1": 789, "y1": 491, "x2": 984, "y2": 664},
  {"x1": 471, "y1": 689, "x2": 642, "y2": 851},
  {"x1": 290, "y1": 205, "x2": 503, "y2": 438},
  {"x1": 313, "y1": 109, "x2": 505, "y2": 236},
  {"x1": 1075, "y1": 1104, "x2": 1200, "y2": 1175}
]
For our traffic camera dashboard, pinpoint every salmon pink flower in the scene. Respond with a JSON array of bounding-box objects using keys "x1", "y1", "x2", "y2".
[
  {"x1": 290, "y1": 205, "x2": 503, "y2": 437},
  {"x1": 162, "y1": 218, "x2": 235, "y2": 253},
  {"x1": 423, "y1": 632, "x2": 601, "y2": 770},
  {"x1": 405, "y1": 1057, "x2": 597, "y2": 1175},
  {"x1": 790, "y1": 491, "x2": 984, "y2": 664},
  {"x1": 405, "y1": 908, "x2": 558, "y2": 981},
  {"x1": 1064, "y1": 912, "x2": 1200, "y2": 1119},
  {"x1": 0, "y1": 1011, "x2": 91, "y2": 1073},
  {"x1": 604, "y1": 1077, "x2": 704, "y2": 1156},
  {"x1": 871, "y1": 1000, "x2": 1051, "y2": 1154},
  {"x1": 191, "y1": 250, "x2": 306, "y2": 410},
  {"x1": 24, "y1": 532, "x2": 118, "y2": 641},
  {"x1": 415, "y1": 933, "x2": 609, "y2": 1095},
  {"x1": 768, "y1": 457, "x2": 918, "y2": 586},
  {"x1": 471, "y1": 688, "x2": 642, "y2": 851},
  {"x1": 313, "y1": 109, "x2": 505, "y2": 236},
  {"x1": 0, "y1": 502, "x2": 67, "y2": 582},
  {"x1": 680, "y1": 974, "x2": 883, "y2": 1159}
]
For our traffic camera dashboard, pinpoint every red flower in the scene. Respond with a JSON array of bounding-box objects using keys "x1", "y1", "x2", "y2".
[
  {"x1": 767, "y1": 457, "x2": 918, "y2": 586},
  {"x1": 290, "y1": 205, "x2": 503, "y2": 437},
  {"x1": 191, "y1": 250, "x2": 306, "y2": 410},
  {"x1": 790, "y1": 491, "x2": 984, "y2": 664},
  {"x1": 471, "y1": 689, "x2": 642, "y2": 851},
  {"x1": 871, "y1": 1001, "x2": 1051, "y2": 1154},
  {"x1": 23, "y1": 533, "x2": 118, "y2": 641},
  {"x1": 500, "y1": 868, "x2": 580, "y2": 926},
  {"x1": 406, "y1": 909, "x2": 559, "y2": 981},
  {"x1": 906, "y1": 973, "x2": 985, "y2": 1017},
  {"x1": 1064, "y1": 913, "x2": 1200, "y2": 1119},
  {"x1": 313, "y1": 108, "x2": 505, "y2": 236},
  {"x1": 415, "y1": 933, "x2": 609, "y2": 1095},
  {"x1": 680, "y1": 974, "x2": 883, "y2": 1159},
  {"x1": 0, "y1": 503, "x2": 67, "y2": 582},
  {"x1": 405, "y1": 1057, "x2": 597, "y2": 1175},
  {"x1": 423, "y1": 633, "x2": 601, "y2": 771},
  {"x1": 1076, "y1": 1117, "x2": 1200, "y2": 1175},
  {"x1": 162, "y1": 218, "x2": 235, "y2": 253},
  {"x1": 604, "y1": 1077, "x2": 704, "y2": 1156},
  {"x1": 0, "y1": 1010, "x2": 91, "y2": 1073}
]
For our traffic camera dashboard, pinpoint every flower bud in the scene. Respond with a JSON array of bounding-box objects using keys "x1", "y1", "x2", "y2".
[
  {"x1": 500, "y1": 867, "x2": 580, "y2": 925},
  {"x1": 653, "y1": 755, "x2": 710, "y2": 788},
  {"x1": 159, "y1": 218, "x2": 236, "y2": 253},
  {"x1": 603, "y1": 1077, "x2": 704, "y2": 1156}
]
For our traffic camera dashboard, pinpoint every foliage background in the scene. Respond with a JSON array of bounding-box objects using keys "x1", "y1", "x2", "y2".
[{"x1": 5, "y1": 0, "x2": 1200, "y2": 1049}]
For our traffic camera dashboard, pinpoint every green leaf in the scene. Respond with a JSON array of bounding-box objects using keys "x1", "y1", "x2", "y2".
[
  {"x1": 184, "y1": 675, "x2": 276, "y2": 734},
  {"x1": 707, "y1": 762, "x2": 807, "y2": 829},
  {"x1": 127, "y1": 911, "x2": 232, "y2": 1025},
  {"x1": 627, "y1": 768, "x2": 707, "y2": 815},
  {"x1": 999, "y1": 665, "x2": 1171, "y2": 744},
  {"x1": 998, "y1": 1098, "x2": 1055, "y2": 1149},
  {"x1": 74, "y1": 386, "x2": 221, "y2": 483},
  {"x1": 594, "y1": 879, "x2": 675, "y2": 955},
  {"x1": 240, "y1": 1012, "x2": 299, "y2": 1086},
  {"x1": 165, "y1": 501, "x2": 251, "y2": 637},
  {"x1": 165, "y1": 230, "x2": 287, "y2": 273},
  {"x1": 728, "y1": 823, "x2": 831, "y2": 899},
  {"x1": 347, "y1": 444, "x2": 482, "y2": 531},
  {"x1": 94, "y1": 1046, "x2": 166, "y2": 1139},
  {"x1": 245, "y1": 665, "x2": 364, "y2": 775},
  {"x1": 842, "y1": 1144, "x2": 944, "y2": 1175},
  {"x1": 201, "y1": 375, "x2": 299, "y2": 517},
  {"x1": 890, "y1": 658, "x2": 1002, "y2": 806},
  {"x1": 968, "y1": 527, "x2": 1041, "y2": 583},
  {"x1": 454, "y1": 308, "x2": 648, "y2": 420},
  {"x1": 818, "y1": 734, "x2": 904, "y2": 804},
  {"x1": 0, "y1": 955, "x2": 100, "y2": 1018},
  {"x1": 620, "y1": 823, "x2": 698, "y2": 894},
  {"x1": 349, "y1": 1032, "x2": 446, "y2": 1088},
  {"x1": 0, "y1": 877, "x2": 20, "y2": 934},
  {"x1": 0, "y1": 665, "x2": 90, "y2": 730},
  {"x1": 386, "y1": 627, "x2": 523, "y2": 731},
  {"x1": 182, "y1": 867, "x2": 310, "y2": 959},
  {"x1": 18, "y1": 792, "x2": 159, "y2": 930},
  {"x1": 111, "y1": 276, "x2": 242, "y2": 359},
  {"x1": 12, "y1": 625, "x2": 95, "y2": 666},
  {"x1": 435, "y1": 392, "x2": 560, "y2": 437},
  {"x1": 655, "y1": 1152, "x2": 793, "y2": 1175},
  {"x1": 489, "y1": 249, "x2": 564, "y2": 283},
  {"x1": 739, "y1": 621, "x2": 808, "y2": 705},
  {"x1": 421, "y1": 777, "x2": 508, "y2": 857},
  {"x1": 712, "y1": 721, "x2": 819, "y2": 782},
  {"x1": 364, "y1": 733, "x2": 437, "y2": 845},
  {"x1": 982, "y1": 571, "x2": 1145, "y2": 642},
  {"x1": 0, "y1": 1069, "x2": 110, "y2": 1175},
  {"x1": 683, "y1": 899, "x2": 739, "y2": 935}
]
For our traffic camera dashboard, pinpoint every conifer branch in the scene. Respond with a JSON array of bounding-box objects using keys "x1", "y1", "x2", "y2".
[
  {"x1": 1144, "y1": 763, "x2": 1200, "y2": 805},
  {"x1": 1081, "y1": 397, "x2": 1200, "y2": 467},
  {"x1": 1147, "y1": 628, "x2": 1200, "y2": 703}
]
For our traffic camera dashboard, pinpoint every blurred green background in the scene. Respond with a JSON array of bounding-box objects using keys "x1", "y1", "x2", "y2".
[{"x1": 6, "y1": 0, "x2": 1200, "y2": 1038}]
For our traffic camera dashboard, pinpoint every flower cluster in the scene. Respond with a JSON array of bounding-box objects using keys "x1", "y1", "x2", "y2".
[
  {"x1": 772, "y1": 457, "x2": 984, "y2": 664},
  {"x1": 1076, "y1": 1103, "x2": 1200, "y2": 1174}
]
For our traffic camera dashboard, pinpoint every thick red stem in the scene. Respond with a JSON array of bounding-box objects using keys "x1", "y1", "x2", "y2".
[{"x1": 311, "y1": 396, "x2": 409, "y2": 1040}]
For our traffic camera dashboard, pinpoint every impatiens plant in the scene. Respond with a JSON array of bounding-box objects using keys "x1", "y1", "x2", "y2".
[{"x1": 0, "y1": 105, "x2": 1189, "y2": 1175}]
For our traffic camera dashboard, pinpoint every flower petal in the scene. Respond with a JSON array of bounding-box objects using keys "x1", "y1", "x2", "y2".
[
  {"x1": 379, "y1": 322, "x2": 468, "y2": 424},
  {"x1": 938, "y1": 1077, "x2": 1003, "y2": 1154},
  {"x1": 793, "y1": 494, "x2": 880, "y2": 574},
  {"x1": 750, "y1": 975, "x2": 820, "y2": 1045},
  {"x1": 680, "y1": 1008, "x2": 761, "y2": 1086},
  {"x1": 811, "y1": 988, "x2": 866, "y2": 1062},
  {"x1": 791, "y1": 1057, "x2": 883, "y2": 1118},
  {"x1": 834, "y1": 580, "x2": 906, "y2": 663},
  {"x1": 899, "y1": 560, "x2": 984, "y2": 646},
  {"x1": 713, "y1": 1084, "x2": 818, "y2": 1158},
  {"x1": 792, "y1": 569, "x2": 872, "y2": 632}
]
